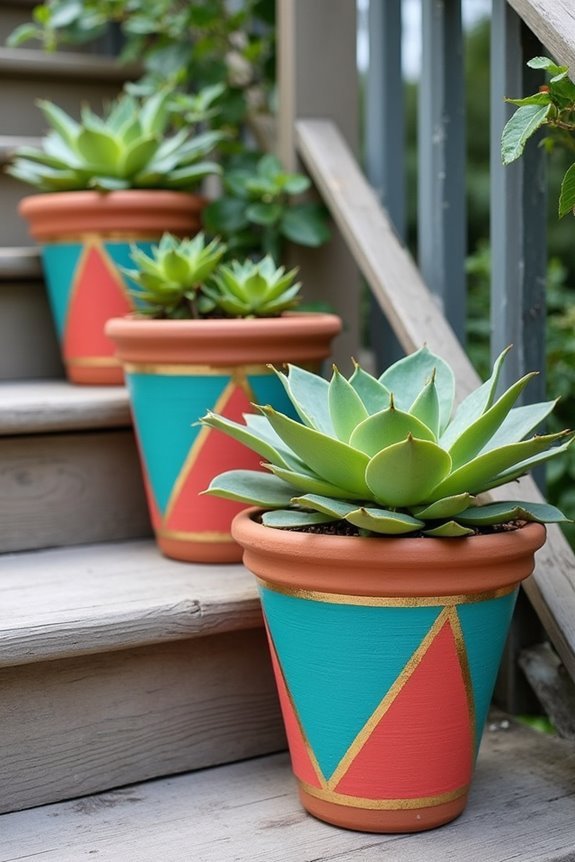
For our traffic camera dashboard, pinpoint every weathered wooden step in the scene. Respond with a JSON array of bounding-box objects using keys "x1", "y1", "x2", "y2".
[
  {"x1": 0, "y1": 381, "x2": 149, "y2": 552},
  {"x1": 0, "y1": 539, "x2": 284, "y2": 814},
  {"x1": 0, "y1": 246, "x2": 41, "y2": 280},
  {"x1": 0, "y1": 715, "x2": 573, "y2": 861}
]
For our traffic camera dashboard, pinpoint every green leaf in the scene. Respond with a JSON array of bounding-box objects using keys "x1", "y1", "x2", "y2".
[
  {"x1": 505, "y1": 93, "x2": 552, "y2": 107},
  {"x1": 290, "y1": 495, "x2": 359, "y2": 519},
  {"x1": 36, "y1": 100, "x2": 79, "y2": 148},
  {"x1": 139, "y1": 90, "x2": 170, "y2": 137},
  {"x1": 202, "y1": 197, "x2": 249, "y2": 233},
  {"x1": 457, "y1": 501, "x2": 570, "y2": 526},
  {"x1": 200, "y1": 411, "x2": 295, "y2": 470},
  {"x1": 163, "y1": 162, "x2": 221, "y2": 189},
  {"x1": 423, "y1": 522, "x2": 475, "y2": 538},
  {"x1": 246, "y1": 202, "x2": 283, "y2": 225},
  {"x1": 76, "y1": 128, "x2": 121, "y2": 170},
  {"x1": 346, "y1": 507, "x2": 425, "y2": 535},
  {"x1": 274, "y1": 365, "x2": 333, "y2": 435},
  {"x1": 349, "y1": 363, "x2": 390, "y2": 414},
  {"x1": 527, "y1": 56, "x2": 567, "y2": 74},
  {"x1": 379, "y1": 347, "x2": 455, "y2": 433},
  {"x1": 280, "y1": 205, "x2": 331, "y2": 247},
  {"x1": 283, "y1": 174, "x2": 311, "y2": 194},
  {"x1": 559, "y1": 162, "x2": 575, "y2": 218},
  {"x1": 204, "y1": 469, "x2": 295, "y2": 507},
  {"x1": 265, "y1": 464, "x2": 367, "y2": 500},
  {"x1": 409, "y1": 373, "x2": 440, "y2": 437},
  {"x1": 365, "y1": 436, "x2": 452, "y2": 507},
  {"x1": 121, "y1": 137, "x2": 158, "y2": 177},
  {"x1": 480, "y1": 400, "x2": 558, "y2": 452},
  {"x1": 481, "y1": 436, "x2": 574, "y2": 489},
  {"x1": 349, "y1": 403, "x2": 436, "y2": 457},
  {"x1": 411, "y1": 493, "x2": 476, "y2": 520},
  {"x1": 262, "y1": 509, "x2": 337, "y2": 528},
  {"x1": 328, "y1": 367, "x2": 368, "y2": 442},
  {"x1": 260, "y1": 406, "x2": 371, "y2": 496},
  {"x1": 501, "y1": 104, "x2": 551, "y2": 165},
  {"x1": 7, "y1": 23, "x2": 42, "y2": 47}
]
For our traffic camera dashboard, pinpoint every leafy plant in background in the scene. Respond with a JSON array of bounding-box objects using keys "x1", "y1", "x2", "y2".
[
  {"x1": 124, "y1": 232, "x2": 302, "y2": 320},
  {"x1": 7, "y1": 91, "x2": 222, "y2": 191},
  {"x1": 502, "y1": 56, "x2": 575, "y2": 217},
  {"x1": 203, "y1": 154, "x2": 331, "y2": 262},
  {"x1": 203, "y1": 347, "x2": 572, "y2": 536}
]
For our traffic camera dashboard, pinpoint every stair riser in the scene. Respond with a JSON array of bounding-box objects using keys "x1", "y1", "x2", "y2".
[
  {"x1": 0, "y1": 628, "x2": 285, "y2": 814},
  {"x1": 0, "y1": 176, "x2": 36, "y2": 248},
  {"x1": 0, "y1": 280, "x2": 62, "y2": 379},
  {"x1": 0, "y1": 429, "x2": 151, "y2": 552}
]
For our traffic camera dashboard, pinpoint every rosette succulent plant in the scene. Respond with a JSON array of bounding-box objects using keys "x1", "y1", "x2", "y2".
[
  {"x1": 125, "y1": 234, "x2": 302, "y2": 320},
  {"x1": 7, "y1": 91, "x2": 222, "y2": 192},
  {"x1": 202, "y1": 347, "x2": 573, "y2": 536}
]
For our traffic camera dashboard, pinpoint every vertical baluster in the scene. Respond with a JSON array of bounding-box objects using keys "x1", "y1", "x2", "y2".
[
  {"x1": 365, "y1": 0, "x2": 406, "y2": 372},
  {"x1": 418, "y1": 0, "x2": 467, "y2": 343}
]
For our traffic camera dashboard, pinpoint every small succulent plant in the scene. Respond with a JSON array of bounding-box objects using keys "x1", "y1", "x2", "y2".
[
  {"x1": 202, "y1": 256, "x2": 302, "y2": 317},
  {"x1": 7, "y1": 91, "x2": 222, "y2": 192},
  {"x1": 202, "y1": 347, "x2": 573, "y2": 536}
]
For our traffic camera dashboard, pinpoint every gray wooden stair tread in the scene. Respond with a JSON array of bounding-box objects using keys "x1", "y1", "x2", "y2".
[
  {"x1": 0, "y1": 46, "x2": 138, "y2": 80},
  {"x1": 0, "y1": 379, "x2": 132, "y2": 434},
  {"x1": 0, "y1": 247, "x2": 42, "y2": 280},
  {"x1": 0, "y1": 539, "x2": 259, "y2": 667},
  {"x1": 0, "y1": 716, "x2": 573, "y2": 861}
]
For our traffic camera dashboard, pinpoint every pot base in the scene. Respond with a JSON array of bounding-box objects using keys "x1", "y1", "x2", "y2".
[
  {"x1": 67, "y1": 363, "x2": 124, "y2": 386},
  {"x1": 298, "y1": 786, "x2": 468, "y2": 833},
  {"x1": 157, "y1": 534, "x2": 243, "y2": 564}
]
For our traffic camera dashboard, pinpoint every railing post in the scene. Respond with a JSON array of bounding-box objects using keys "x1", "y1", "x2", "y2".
[
  {"x1": 365, "y1": 0, "x2": 406, "y2": 373},
  {"x1": 490, "y1": 0, "x2": 547, "y2": 714},
  {"x1": 277, "y1": 0, "x2": 360, "y2": 370},
  {"x1": 418, "y1": 0, "x2": 467, "y2": 344}
]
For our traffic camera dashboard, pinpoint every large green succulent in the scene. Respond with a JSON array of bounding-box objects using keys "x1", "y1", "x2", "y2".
[
  {"x1": 202, "y1": 347, "x2": 573, "y2": 536},
  {"x1": 7, "y1": 91, "x2": 222, "y2": 192}
]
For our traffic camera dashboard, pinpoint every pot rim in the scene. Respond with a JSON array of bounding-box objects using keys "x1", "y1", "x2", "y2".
[{"x1": 232, "y1": 508, "x2": 546, "y2": 598}]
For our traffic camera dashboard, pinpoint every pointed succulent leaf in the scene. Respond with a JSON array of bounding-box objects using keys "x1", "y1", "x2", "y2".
[
  {"x1": 121, "y1": 137, "x2": 158, "y2": 177},
  {"x1": 260, "y1": 406, "x2": 371, "y2": 496},
  {"x1": 328, "y1": 366, "x2": 368, "y2": 442},
  {"x1": 481, "y1": 436, "x2": 575, "y2": 489},
  {"x1": 349, "y1": 362, "x2": 390, "y2": 414},
  {"x1": 423, "y1": 522, "x2": 475, "y2": 538},
  {"x1": 36, "y1": 99, "x2": 79, "y2": 147},
  {"x1": 429, "y1": 431, "x2": 571, "y2": 499},
  {"x1": 448, "y1": 372, "x2": 538, "y2": 469},
  {"x1": 349, "y1": 403, "x2": 436, "y2": 457},
  {"x1": 200, "y1": 411, "x2": 294, "y2": 469},
  {"x1": 457, "y1": 501, "x2": 571, "y2": 526},
  {"x1": 480, "y1": 400, "x2": 558, "y2": 452},
  {"x1": 76, "y1": 128, "x2": 122, "y2": 170},
  {"x1": 265, "y1": 464, "x2": 367, "y2": 500},
  {"x1": 139, "y1": 90, "x2": 170, "y2": 136},
  {"x1": 379, "y1": 347, "x2": 455, "y2": 432},
  {"x1": 204, "y1": 470, "x2": 295, "y2": 507},
  {"x1": 411, "y1": 493, "x2": 476, "y2": 520},
  {"x1": 365, "y1": 436, "x2": 452, "y2": 507},
  {"x1": 290, "y1": 495, "x2": 360, "y2": 519},
  {"x1": 409, "y1": 372, "x2": 440, "y2": 437},
  {"x1": 346, "y1": 507, "x2": 425, "y2": 535},
  {"x1": 274, "y1": 365, "x2": 333, "y2": 435},
  {"x1": 262, "y1": 509, "x2": 338, "y2": 528},
  {"x1": 440, "y1": 346, "x2": 512, "y2": 449}
]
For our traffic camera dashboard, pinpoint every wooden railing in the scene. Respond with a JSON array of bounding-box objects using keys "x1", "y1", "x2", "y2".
[{"x1": 276, "y1": 0, "x2": 575, "y2": 706}]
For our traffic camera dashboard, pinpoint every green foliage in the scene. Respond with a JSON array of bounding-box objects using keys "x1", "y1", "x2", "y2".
[
  {"x1": 203, "y1": 154, "x2": 331, "y2": 262},
  {"x1": 124, "y1": 234, "x2": 301, "y2": 320},
  {"x1": 202, "y1": 347, "x2": 572, "y2": 537},
  {"x1": 6, "y1": 92, "x2": 222, "y2": 192},
  {"x1": 502, "y1": 56, "x2": 575, "y2": 217}
]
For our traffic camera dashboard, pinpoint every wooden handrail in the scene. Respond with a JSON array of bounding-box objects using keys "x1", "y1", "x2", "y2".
[
  {"x1": 506, "y1": 0, "x2": 575, "y2": 69},
  {"x1": 296, "y1": 118, "x2": 575, "y2": 683}
]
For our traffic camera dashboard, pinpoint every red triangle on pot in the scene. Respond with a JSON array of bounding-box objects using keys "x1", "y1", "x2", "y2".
[
  {"x1": 334, "y1": 616, "x2": 474, "y2": 800},
  {"x1": 64, "y1": 243, "x2": 131, "y2": 360}
]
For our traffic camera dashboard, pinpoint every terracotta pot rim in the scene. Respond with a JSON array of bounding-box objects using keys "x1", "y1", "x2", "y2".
[
  {"x1": 232, "y1": 508, "x2": 546, "y2": 597},
  {"x1": 19, "y1": 189, "x2": 204, "y2": 212}
]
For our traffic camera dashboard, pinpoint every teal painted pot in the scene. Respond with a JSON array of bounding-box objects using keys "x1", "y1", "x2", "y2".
[
  {"x1": 106, "y1": 314, "x2": 342, "y2": 562},
  {"x1": 19, "y1": 191, "x2": 204, "y2": 384},
  {"x1": 232, "y1": 510, "x2": 546, "y2": 832}
]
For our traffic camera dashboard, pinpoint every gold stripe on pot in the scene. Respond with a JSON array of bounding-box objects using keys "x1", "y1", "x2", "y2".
[
  {"x1": 67, "y1": 356, "x2": 122, "y2": 367},
  {"x1": 298, "y1": 780, "x2": 469, "y2": 811},
  {"x1": 156, "y1": 527, "x2": 236, "y2": 543},
  {"x1": 123, "y1": 362, "x2": 275, "y2": 377},
  {"x1": 44, "y1": 232, "x2": 164, "y2": 244}
]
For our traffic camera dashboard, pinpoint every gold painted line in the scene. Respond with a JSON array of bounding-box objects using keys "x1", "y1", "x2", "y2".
[
  {"x1": 44, "y1": 232, "x2": 162, "y2": 244},
  {"x1": 124, "y1": 363, "x2": 274, "y2": 377},
  {"x1": 67, "y1": 356, "x2": 121, "y2": 367},
  {"x1": 299, "y1": 779, "x2": 468, "y2": 811},
  {"x1": 264, "y1": 623, "x2": 328, "y2": 790},
  {"x1": 326, "y1": 609, "x2": 451, "y2": 790},
  {"x1": 162, "y1": 379, "x2": 236, "y2": 525},
  {"x1": 156, "y1": 527, "x2": 235, "y2": 542},
  {"x1": 448, "y1": 607, "x2": 478, "y2": 756},
  {"x1": 231, "y1": 366, "x2": 257, "y2": 403},
  {"x1": 255, "y1": 578, "x2": 517, "y2": 607}
]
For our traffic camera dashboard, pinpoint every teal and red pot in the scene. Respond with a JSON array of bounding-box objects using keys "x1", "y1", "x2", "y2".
[
  {"x1": 232, "y1": 510, "x2": 546, "y2": 832},
  {"x1": 19, "y1": 190, "x2": 204, "y2": 385},
  {"x1": 106, "y1": 313, "x2": 341, "y2": 563}
]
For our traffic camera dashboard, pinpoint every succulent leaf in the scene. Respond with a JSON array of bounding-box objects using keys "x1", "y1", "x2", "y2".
[
  {"x1": 349, "y1": 362, "x2": 391, "y2": 413},
  {"x1": 265, "y1": 464, "x2": 366, "y2": 500},
  {"x1": 423, "y1": 522, "x2": 475, "y2": 537},
  {"x1": 207, "y1": 257, "x2": 302, "y2": 318},
  {"x1": 205, "y1": 470, "x2": 295, "y2": 508},
  {"x1": 479, "y1": 400, "x2": 558, "y2": 452},
  {"x1": 346, "y1": 507, "x2": 426, "y2": 535},
  {"x1": 291, "y1": 495, "x2": 360, "y2": 519},
  {"x1": 262, "y1": 510, "x2": 337, "y2": 528},
  {"x1": 349, "y1": 404, "x2": 436, "y2": 457},
  {"x1": 411, "y1": 494, "x2": 476, "y2": 519},
  {"x1": 328, "y1": 366, "x2": 368, "y2": 442},
  {"x1": 379, "y1": 347, "x2": 455, "y2": 432},
  {"x1": 409, "y1": 372, "x2": 441, "y2": 437},
  {"x1": 201, "y1": 411, "x2": 296, "y2": 470},
  {"x1": 274, "y1": 365, "x2": 333, "y2": 435},
  {"x1": 365, "y1": 436, "x2": 452, "y2": 507},
  {"x1": 457, "y1": 501, "x2": 571, "y2": 525}
]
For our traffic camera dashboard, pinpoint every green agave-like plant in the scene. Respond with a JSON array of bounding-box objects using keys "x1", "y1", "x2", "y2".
[
  {"x1": 202, "y1": 347, "x2": 573, "y2": 536},
  {"x1": 7, "y1": 91, "x2": 222, "y2": 192},
  {"x1": 202, "y1": 256, "x2": 302, "y2": 317}
]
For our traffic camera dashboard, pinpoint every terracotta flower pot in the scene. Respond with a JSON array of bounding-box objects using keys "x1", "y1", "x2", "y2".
[
  {"x1": 232, "y1": 510, "x2": 546, "y2": 833},
  {"x1": 106, "y1": 313, "x2": 342, "y2": 563},
  {"x1": 19, "y1": 190, "x2": 204, "y2": 385}
]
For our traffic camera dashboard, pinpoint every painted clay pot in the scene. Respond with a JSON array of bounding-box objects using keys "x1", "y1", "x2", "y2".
[
  {"x1": 106, "y1": 314, "x2": 341, "y2": 563},
  {"x1": 19, "y1": 190, "x2": 204, "y2": 385},
  {"x1": 232, "y1": 510, "x2": 546, "y2": 833}
]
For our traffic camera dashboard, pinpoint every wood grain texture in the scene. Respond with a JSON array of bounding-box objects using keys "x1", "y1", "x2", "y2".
[
  {"x1": 296, "y1": 118, "x2": 575, "y2": 684},
  {"x1": 0, "y1": 629, "x2": 285, "y2": 814},
  {"x1": 507, "y1": 0, "x2": 575, "y2": 71},
  {"x1": 519, "y1": 642, "x2": 575, "y2": 738},
  {"x1": 0, "y1": 430, "x2": 150, "y2": 553},
  {"x1": 0, "y1": 714, "x2": 573, "y2": 861},
  {"x1": 0, "y1": 380, "x2": 131, "y2": 433}
]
